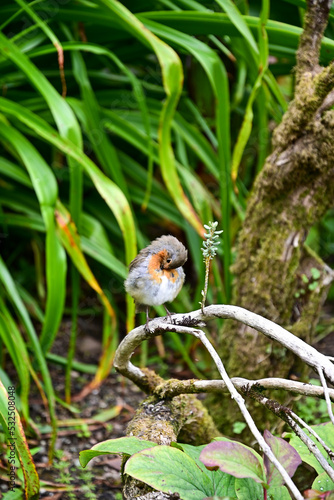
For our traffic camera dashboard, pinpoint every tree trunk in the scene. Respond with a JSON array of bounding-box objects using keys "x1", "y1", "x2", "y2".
[{"x1": 218, "y1": 0, "x2": 334, "y2": 433}]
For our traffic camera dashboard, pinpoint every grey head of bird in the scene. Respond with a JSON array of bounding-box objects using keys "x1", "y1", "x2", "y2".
[{"x1": 149, "y1": 235, "x2": 188, "y2": 270}]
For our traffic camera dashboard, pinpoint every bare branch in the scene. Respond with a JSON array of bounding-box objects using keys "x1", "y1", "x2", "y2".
[
  {"x1": 249, "y1": 390, "x2": 334, "y2": 482},
  {"x1": 114, "y1": 304, "x2": 334, "y2": 500},
  {"x1": 289, "y1": 410, "x2": 334, "y2": 464},
  {"x1": 115, "y1": 313, "x2": 307, "y2": 500},
  {"x1": 154, "y1": 376, "x2": 334, "y2": 401},
  {"x1": 149, "y1": 322, "x2": 304, "y2": 500},
  {"x1": 191, "y1": 326, "x2": 304, "y2": 500},
  {"x1": 114, "y1": 305, "x2": 334, "y2": 386},
  {"x1": 317, "y1": 367, "x2": 334, "y2": 425}
]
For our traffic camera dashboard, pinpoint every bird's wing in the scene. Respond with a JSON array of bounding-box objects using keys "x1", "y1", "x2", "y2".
[{"x1": 128, "y1": 247, "x2": 151, "y2": 272}]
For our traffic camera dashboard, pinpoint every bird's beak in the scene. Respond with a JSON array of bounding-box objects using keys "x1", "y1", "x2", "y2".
[{"x1": 169, "y1": 254, "x2": 188, "y2": 269}]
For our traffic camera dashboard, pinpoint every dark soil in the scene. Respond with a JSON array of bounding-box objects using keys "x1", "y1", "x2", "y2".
[{"x1": 35, "y1": 370, "x2": 144, "y2": 500}]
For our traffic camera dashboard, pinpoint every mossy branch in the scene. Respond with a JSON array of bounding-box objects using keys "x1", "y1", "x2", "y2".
[{"x1": 297, "y1": 0, "x2": 332, "y2": 77}]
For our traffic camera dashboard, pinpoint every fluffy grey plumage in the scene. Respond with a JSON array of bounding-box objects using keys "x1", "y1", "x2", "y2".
[{"x1": 124, "y1": 235, "x2": 188, "y2": 315}]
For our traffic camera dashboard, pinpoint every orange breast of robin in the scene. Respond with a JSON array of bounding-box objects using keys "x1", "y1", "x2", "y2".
[{"x1": 148, "y1": 250, "x2": 179, "y2": 283}]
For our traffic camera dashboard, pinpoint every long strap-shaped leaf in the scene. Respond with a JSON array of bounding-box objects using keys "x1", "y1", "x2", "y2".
[
  {"x1": 0, "y1": 121, "x2": 67, "y2": 355},
  {"x1": 136, "y1": 16, "x2": 232, "y2": 301},
  {"x1": 214, "y1": 0, "x2": 259, "y2": 61},
  {"x1": 140, "y1": 11, "x2": 334, "y2": 62},
  {"x1": 0, "y1": 24, "x2": 136, "y2": 333},
  {"x1": 231, "y1": 0, "x2": 269, "y2": 184},
  {"x1": 0, "y1": 98, "x2": 137, "y2": 267},
  {"x1": 0, "y1": 301, "x2": 30, "y2": 421},
  {"x1": 0, "y1": 255, "x2": 58, "y2": 462},
  {"x1": 0, "y1": 31, "x2": 75, "y2": 353},
  {"x1": 55, "y1": 202, "x2": 117, "y2": 387},
  {"x1": 0, "y1": 381, "x2": 40, "y2": 499},
  {"x1": 97, "y1": 0, "x2": 204, "y2": 236},
  {"x1": 0, "y1": 32, "x2": 79, "y2": 143}
]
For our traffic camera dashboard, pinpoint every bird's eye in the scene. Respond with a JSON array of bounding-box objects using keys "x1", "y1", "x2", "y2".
[{"x1": 166, "y1": 258, "x2": 172, "y2": 263}]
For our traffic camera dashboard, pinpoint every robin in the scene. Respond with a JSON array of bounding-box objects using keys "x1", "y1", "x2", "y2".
[{"x1": 124, "y1": 235, "x2": 188, "y2": 325}]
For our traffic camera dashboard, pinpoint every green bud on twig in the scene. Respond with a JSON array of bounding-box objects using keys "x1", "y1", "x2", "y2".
[{"x1": 200, "y1": 221, "x2": 223, "y2": 313}]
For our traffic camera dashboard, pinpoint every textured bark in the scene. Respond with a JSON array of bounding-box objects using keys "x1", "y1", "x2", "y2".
[
  {"x1": 218, "y1": 0, "x2": 334, "y2": 433},
  {"x1": 122, "y1": 369, "x2": 220, "y2": 499}
]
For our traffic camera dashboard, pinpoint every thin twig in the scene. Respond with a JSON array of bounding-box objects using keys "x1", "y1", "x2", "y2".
[
  {"x1": 289, "y1": 410, "x2": 334, "y2": 465},
  {"x1": 317, "y1": 367, "x2": 334, "y2": 425},
  {"x1": 249, "y1": 390, "x2": 334, "y2": 482},
  {"x1": 115, "y1": 321, "x2": 303, "y2": 499},
  {"x1": 173, "y1": 324, "x2": 304, "y2": 500},
  {"x1": 201, "y1": 257, "x2": 210, "y2": 314}
]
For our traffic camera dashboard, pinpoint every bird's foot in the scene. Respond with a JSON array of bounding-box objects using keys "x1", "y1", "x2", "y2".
[
  {"x1": 144, "y1": 322, "x2": 152, "y2": 333},
  {"x1": 164, "y1": 306, "x2": 176, "y2": 323},
  {"x1": 144, "y1": 306, "x2": 153, "y2": 333}
]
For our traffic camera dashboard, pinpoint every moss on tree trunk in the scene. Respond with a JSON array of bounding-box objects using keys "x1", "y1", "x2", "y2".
[{"x1": 215, "y1": 0, "x2": 334, "y2": 435}]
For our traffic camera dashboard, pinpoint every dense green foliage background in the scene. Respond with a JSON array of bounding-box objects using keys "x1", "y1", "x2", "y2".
[{"x1": 0, "y1": 0, "x2": 334, "y2": 494}]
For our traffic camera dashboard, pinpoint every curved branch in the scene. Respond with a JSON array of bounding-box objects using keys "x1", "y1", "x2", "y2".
[
  {"x1": 115, "y1": 312, "x2": 305, "y2": 500},
  {"x1": 153, "y1": 376, "x2": 334, "y2": 401},
  {"x1": 114, "y1": 305, "x2": 334, "y2": 386}
]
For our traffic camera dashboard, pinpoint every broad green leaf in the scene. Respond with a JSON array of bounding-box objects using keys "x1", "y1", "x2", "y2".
[
  {"x1": 312, "y1": 471, "x2": 334, "y2": 492},
  {"x1": 200, "y1": 440, "x2": 267, "y2": 485},
  {"x1": 125, "y1": 445, "x2": 214, "y2": 500},
  {"x1": 80, "y1": 436, "x2": 158, "y2": 467},
  {"x1": 263, "y1": 430, "x2": 301, "y2": 487},
  {"x1": 175, "y1": 442, "x2": 236, "y2": 498},
  {"x1": 268, "y1": 485, "x2": 294, "y2": 499},
  {"x1": 235, "y1": 477, "x2": 264, "y2": 500}
]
